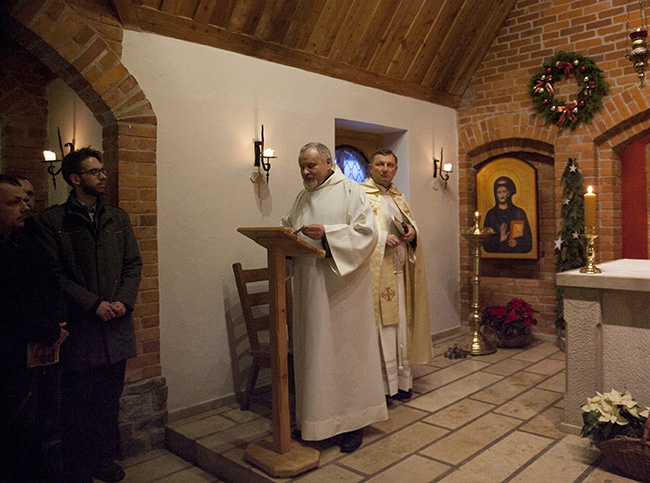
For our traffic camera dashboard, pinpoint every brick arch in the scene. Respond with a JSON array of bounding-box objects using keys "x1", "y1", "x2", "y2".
[
  {"x1": 458, "y1": 100, "x2": 650, "y2": 334},
  {"x1": 459, "y1": 112, "x2": 559, "y2": 158},
  {"x1": 589, "y1": 96, "x2": 650, "y2": 262},
  {"x1": 457, "y1": 114, "x2": 561, "y2": 336},
  {"x1": 590, "y1": 89, "x2": 650, "y2": 152},
  {"x1": 4, "y1": 0, "x2": 159, "y2": 384}
]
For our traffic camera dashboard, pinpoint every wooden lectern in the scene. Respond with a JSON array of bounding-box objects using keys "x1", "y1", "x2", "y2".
[{"x1": 236, "y1": 227, "x2": 324, "y2": 477}]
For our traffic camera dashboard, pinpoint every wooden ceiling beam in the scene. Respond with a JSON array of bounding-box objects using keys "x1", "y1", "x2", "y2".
[
  {"x1": 110, "y1": 0, "x2": 141, "y2": 30},
  {"x1": 193, "y1": 0, "x2": 217, "y2": 25},
  {"x1": 135, "y1": 6, "x2": 461, "y2": 107},
  {"x1": 108, "y1": 0, "x2": 515, "y2": 108}
]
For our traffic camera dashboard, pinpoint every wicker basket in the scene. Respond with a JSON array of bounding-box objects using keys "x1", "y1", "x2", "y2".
[
  {"x1": 595, "y1": 417, "x2": 650, "y2": 482},
  {"x1": 482, "y1": 330, "x2": 534, "y2": 348}
]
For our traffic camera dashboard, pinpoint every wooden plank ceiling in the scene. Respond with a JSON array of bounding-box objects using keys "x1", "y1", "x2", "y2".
[{"x1": 108, "y1": 0, "x2": 517, "y2": 108}]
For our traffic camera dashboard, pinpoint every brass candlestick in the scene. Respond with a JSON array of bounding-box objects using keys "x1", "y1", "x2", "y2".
[
  {"x1": 461, "y1": 214, "x2": 497, "y2": 355},
  {"x1": 580, "y1": 227, "x2": 601, "y2": 274}
]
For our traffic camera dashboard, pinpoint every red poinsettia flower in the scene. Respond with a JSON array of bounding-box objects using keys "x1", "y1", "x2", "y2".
[{"x1": 480, "y1": 298, "x2": 538, "y2": 339}]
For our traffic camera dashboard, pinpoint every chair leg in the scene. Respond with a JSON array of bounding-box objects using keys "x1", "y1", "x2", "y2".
[{"x1": 240, "y1": 358, "x2": 261, "y2": 411}]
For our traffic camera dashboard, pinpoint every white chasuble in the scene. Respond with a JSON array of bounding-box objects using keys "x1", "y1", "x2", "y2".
[{"x1": 282, "y1": 168, "x2": 387, "y2": 441}]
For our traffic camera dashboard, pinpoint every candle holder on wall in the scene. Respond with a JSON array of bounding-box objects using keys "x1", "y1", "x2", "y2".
[
  {"x1": 42, "y1": 127, "x2": 74, "y2": 190},
  {"x1": 252, "y1": 124, "x2": 276, "y2": 184},
  {"x1": 580, "y1": 227, "x2": 601, "y2": 274},
  {"x1": 460, "y1": 213, "x2": 497, "y2": 355}
]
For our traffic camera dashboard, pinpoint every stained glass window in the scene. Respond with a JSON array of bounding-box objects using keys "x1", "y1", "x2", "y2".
[{"x1": 334, "y1": 145, "x2": 369, "y2": 183}]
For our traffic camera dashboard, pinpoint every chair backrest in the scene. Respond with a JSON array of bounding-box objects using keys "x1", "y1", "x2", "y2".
[
  {"x1": 232, "y1": 263, "x2": 270, "y2": 354},
  {"x1": 232, "y1": 262, "x2": 293, "y2": 355}
]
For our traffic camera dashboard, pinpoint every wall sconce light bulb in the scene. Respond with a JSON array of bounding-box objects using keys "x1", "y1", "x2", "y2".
[{"x1": 43, "y1": 150, "x2": 57, "y2": 161}]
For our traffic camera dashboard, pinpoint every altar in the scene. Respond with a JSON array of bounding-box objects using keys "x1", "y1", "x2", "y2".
[{"x1": 556, "y1": 259, "x2": 650, "y2": 434}]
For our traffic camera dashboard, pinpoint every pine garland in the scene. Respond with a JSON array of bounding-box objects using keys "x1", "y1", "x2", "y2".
[
  {"x1": 529, "y1": 51, "x2": 609, "y2": 130},
  {"x1": 554, "y1": 158, "x2": 586, "y2": 330}
]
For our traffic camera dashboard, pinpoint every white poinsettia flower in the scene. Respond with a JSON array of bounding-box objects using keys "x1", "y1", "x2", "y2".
[
  {"x1": 603, "y1": 389, "x2": 636, "y2": 408},
  {"x1": 598, "y1": 412, "x2": 627, "y2": 424},
  {"x1": 628, "y1": 406, "x2": 642, "y2": 418},
  {"x1": 614, "y1": 390, "x2": 638, "y2": 409},
  {"x1": 598, "y1": 400, "x2": 615, "y2": 414},
  {"x1": 640, "y1": 408, "x2": 649, "y2": 418}
]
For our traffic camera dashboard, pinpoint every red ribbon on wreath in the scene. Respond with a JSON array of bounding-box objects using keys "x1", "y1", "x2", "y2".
[
  {"x1": 533, "y1": 77, "x2": 554, "y2": 96},
  {"x1": 555, "y1": 100, "x2": 578, "y2": 126},
  {"x1": 556, "y1": 61, "x2": 575, "y2": 77}
]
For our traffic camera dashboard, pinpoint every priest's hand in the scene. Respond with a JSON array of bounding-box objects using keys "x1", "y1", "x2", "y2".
[
  {"x1": 402, "y1": 224, "x2": 416, "y2": 244},
  {"x1": 386, "y1": 234, "x2": 402, "y2": 248},
  {"x1": 301, "y1": 224, "x2": 325, "y2": 240}
]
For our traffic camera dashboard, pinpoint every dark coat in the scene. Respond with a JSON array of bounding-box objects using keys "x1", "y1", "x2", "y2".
[
  {"x1": 38, "y1": 194, "x2": 142, "y2": 372},
  {"x1": 0, "y1": 229, "x2": 65, "y2": 400}
]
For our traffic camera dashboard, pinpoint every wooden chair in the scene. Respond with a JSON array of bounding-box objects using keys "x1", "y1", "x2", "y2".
[{"x1": 232, "y1": 262, "x2": 293, "y2": 410}]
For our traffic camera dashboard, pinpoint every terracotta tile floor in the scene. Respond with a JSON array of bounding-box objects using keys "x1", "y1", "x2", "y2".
[{"x1": 121, "y1": 334, "x2": 638, "y2": 482}]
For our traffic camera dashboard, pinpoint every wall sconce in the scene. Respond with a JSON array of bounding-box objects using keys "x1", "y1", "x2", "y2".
[
  {"x1": 42, "y1": 127, "x2": 74, "y2": 190},
  {"x1": 432, "y1": 148, "x2": 453, "y2": 190},
  {"x1": 625, "y1": 1, "x2": 649, "y2": 88},
  {"x1": 251, "y1": 124, "x2": 276, "y2": 184}
]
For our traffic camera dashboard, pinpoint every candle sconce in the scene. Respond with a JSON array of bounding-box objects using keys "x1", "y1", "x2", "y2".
[
  {"x1": 580, "y1": 227, "x2": 601, "y2": 274},
  {"x1": 460, "y1": 212, "x2": 497, "y2": 355},
  {"x1": 251, "y1": 124, "x2": 276, "y2": 184},
  {"x1": 433, "y1": 148, "x2": 452, "y2": 190},
  {"x1": 42, "y1": 127, "x2": 74, "y2": 190}
]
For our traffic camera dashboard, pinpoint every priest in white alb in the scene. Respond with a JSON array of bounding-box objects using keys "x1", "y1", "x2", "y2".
[{"x1": 282, "y1": 142, "x2": 387, "y2": 453}]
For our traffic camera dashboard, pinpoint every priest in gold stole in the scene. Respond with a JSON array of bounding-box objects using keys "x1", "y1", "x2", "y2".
[{"x1": 361, "y1": 149, "x2": 433, "y2": 401}]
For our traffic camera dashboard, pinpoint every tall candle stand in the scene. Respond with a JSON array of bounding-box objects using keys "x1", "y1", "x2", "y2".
[
  {"x1": 580, "y1": 226, "x2": 601, "y2": 274},
  {"x1": 460, "y1": 215, "x2": 497, "y2": 355}
]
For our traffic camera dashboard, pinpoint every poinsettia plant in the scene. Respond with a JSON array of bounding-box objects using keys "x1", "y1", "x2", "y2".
[
  {"x1": 581, "y1": 389, "x2": 649, "y2": 443},
  {"x1": 480, "y1": 298, "x2": 537, "y2": 339}
]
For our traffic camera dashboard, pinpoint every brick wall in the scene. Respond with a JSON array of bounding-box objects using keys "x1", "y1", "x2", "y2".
[
  {"x1": 0, "y1": 36, "x2": 52, "y2": 211},
  {"x1": 457, "y1": 0, "x2": 650, "y2": 335},
  {"x1": 3, "y1": 0, "x2": 164, "y2": 455}
]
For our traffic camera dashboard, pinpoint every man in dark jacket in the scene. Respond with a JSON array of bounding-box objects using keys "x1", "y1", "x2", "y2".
[
  {"x1": 0, "y1": 175, "x2": 68, "y2": 482},
  {"x1": 38, "y1": 148, "x2": 142, "y2": 483}
]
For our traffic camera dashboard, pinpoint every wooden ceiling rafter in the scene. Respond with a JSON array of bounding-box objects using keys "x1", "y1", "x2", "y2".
[{"x1": 107, "y1": 0, "x2": 515, "y2": 108}]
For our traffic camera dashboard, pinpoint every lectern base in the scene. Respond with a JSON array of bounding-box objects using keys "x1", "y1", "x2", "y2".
[{"x1": 244, "y1": 437, "x2": 320, "y2": 478}]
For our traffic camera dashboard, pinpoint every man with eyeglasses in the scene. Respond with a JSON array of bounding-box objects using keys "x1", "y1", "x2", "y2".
[{"x1": 38, "y1": 147, "x2": 142, "y2": 483}]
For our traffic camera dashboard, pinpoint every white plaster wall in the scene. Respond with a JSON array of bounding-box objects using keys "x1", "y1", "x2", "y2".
[
  {"x1": 122, "y1": 31, "x2": 460, "y2": 412},
  {"x1": 46, "y1": 78, "x2": 102, "y2": 206}
]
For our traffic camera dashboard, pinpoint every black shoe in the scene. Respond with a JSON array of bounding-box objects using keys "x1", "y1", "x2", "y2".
[
  {"x1": 91, "y1": 460, "x2": 125, "y2": 482},
  {"x1": 390, "y1": 389, "x2": 412, "y2": 401},
  {"x1": 339, "y1": 429, "x2": 363, "y2": 453}
]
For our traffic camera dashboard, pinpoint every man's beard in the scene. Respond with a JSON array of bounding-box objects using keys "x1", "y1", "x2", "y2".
[
  {"x1": 81, "y1": 183, "x2": 104, "y2": 198},
  {"x1": 303, "y1": 178, "x2": 318, "y2": 189}
]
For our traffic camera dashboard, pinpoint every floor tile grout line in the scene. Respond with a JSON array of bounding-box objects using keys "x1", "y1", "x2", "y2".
[{"x1": 162, "y1": 341, "x2": 584, "y2": 483}]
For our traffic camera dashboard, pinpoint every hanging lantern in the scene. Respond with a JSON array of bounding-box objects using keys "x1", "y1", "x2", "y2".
[{"x1": 626, "y1": 1, "x2": 650, "y2": 88}]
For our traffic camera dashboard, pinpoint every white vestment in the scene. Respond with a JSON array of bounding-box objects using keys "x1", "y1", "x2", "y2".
[{"x1": 282, "y1": 168, "x2": 388, "y2": 441}]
